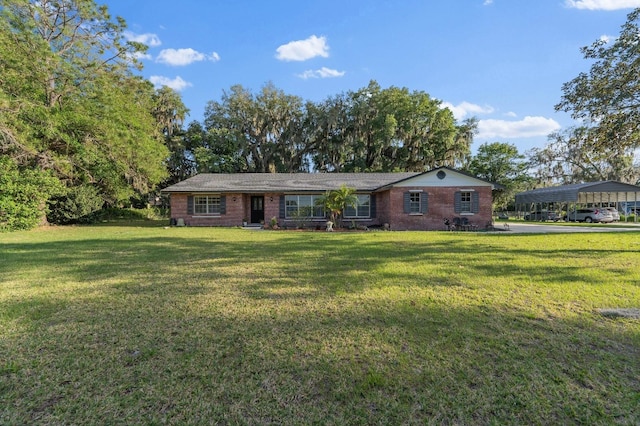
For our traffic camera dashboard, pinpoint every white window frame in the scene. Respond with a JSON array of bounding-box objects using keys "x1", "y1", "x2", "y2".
[
  {"x1": 459, "y1": 191, "x2": 472, "y2": 213},
  {"x1": 409, "y1": 192, "x2": 422, "y2": 214},
  {"x1": 194, "y1": 195, "x2": 221, "y2": 215}
]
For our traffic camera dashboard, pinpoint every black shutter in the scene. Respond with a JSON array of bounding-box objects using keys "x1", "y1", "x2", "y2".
[
  {"x1": 421, "y1": 193, "x2": 428, "y2": 213},
  {"x1": 279, "y1": 195, "x2": 285, "y2": 219},
  {"x1": 403, "y1": 192, "x2": 411, "y2": 214},
  {"x1": 220, "y1": 196, "x2": 226, "y2": 214},
  {"x1": 370, "y1": 194, "x2": 376, "y2": 218},
  {"x1": 472, "y1": 192, "x2": 479, "y2": 213},
  {"x1": 187, "y1": 196, "x2": 194, "y2": 215},
  {"x1": 454, "y1": 191, "x2": 461, "y2": 213}
]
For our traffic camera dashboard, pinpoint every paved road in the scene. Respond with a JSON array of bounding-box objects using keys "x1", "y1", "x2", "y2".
[{"x1": 495, "y1": 222, "x2": 640, "y2": 233}]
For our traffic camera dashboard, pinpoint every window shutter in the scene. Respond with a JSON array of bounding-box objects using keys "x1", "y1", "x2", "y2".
[
  {"x1": 403, "y1": 192, "x2": 411, "y2": 214},
  {"x1": 421, "y1": 193, "x2": 428, "y2": 213},
  {"x1": 454, "y1": 191, "x2": 461, "y2": 213},
  {"x1": 187, "y1": 196, "x2": 194, "y2": 215},
  {"x1": 279, "y1": 195, "x2": 285, "y2": 219},
  {"x1": 472, "y1": 192, "x2": 480, "y2": 213},
  {"x1": 220, "y1": 196, "x2": 226, "y2": 214},
  {"x1": 370, "y1": 194, "x2": 377, "y2": 218}
]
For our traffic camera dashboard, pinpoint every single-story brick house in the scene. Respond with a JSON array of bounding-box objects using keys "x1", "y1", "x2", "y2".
[{"x1": 161, "y1": 167, "x2": 497, "y2": 231}]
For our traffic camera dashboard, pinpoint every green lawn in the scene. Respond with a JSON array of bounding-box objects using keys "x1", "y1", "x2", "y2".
[{"x1": 1, "y1": 226, "x2": 639, "y2": 425}]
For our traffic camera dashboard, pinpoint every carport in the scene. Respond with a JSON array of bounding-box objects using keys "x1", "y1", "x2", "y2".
[{"x1": 515, "y1": 181, "x2": 640, "y2": 222}]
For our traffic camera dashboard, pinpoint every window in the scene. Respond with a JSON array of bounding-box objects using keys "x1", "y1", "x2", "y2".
[
  {"x1": 194, "y1": 195, "x2": 221, "y2": 214},
  {"x1": 454, "y1": 190, "x2": 479, "y2": 214},
  {"x1": 460, "y1": 191, "x2": 472, "y2": 213},
  {"x1": 284, "y1": 195, "x2": 325, "y2": 218},
  {"x1": 344, "y1": 194, "x2": 371, "y2": 218},
  {"x1": 403, "y1": 191, "x2": 428, "y2": 214},
  {"x1": 409, "y1": 193, "x2": 421, "y2": 214}
]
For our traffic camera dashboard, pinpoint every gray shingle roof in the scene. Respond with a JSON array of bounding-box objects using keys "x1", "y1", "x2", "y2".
[{"x1": 162, "y1": 173, "x2": 421, "y2": 193}]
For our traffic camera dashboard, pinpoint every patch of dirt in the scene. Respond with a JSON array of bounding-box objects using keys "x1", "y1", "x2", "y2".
[{"x1": 597, "y1": 308, "x2": 640, "y2": 319}]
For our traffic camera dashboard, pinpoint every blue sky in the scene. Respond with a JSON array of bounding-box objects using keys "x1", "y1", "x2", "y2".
[{"x1": 104, "y1": 0, "x2": 640, "y2": 153}]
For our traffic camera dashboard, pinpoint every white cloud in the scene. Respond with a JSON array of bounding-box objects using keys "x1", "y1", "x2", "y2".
[
  {"x1": 483, "y1": 0, "x2": 494, "y2": 5},
  {"x1": 505, "y1": 111, "x2": 518, "y2": 118},
  {"x1": 441, "y1": 101, "x2": 495, "y2": 120},
  {"x1": 149, "y1": 75, "x2": 192, "y2": 91},
  {"x1": 123, "y1": 31, "x2": 162, "y2": 47},
  {"x1": 276, "y1": 35, "x2": 329, "y2": 61},
  {"x1": 477, "y1": 116, "x2": 561, "y2": 139},
  {"x1": 565, "y1": 0, "x2": 640, "y2": 10},
  {"x1": 156, "y1": 48, "x2": 220, "y2": 66},
  {"x1": 130, "y1": 51, "x2": 152, "y2": 61},
  {"x1": 297, "y1": 67, "x2": 345, "y2": 79},
  {"x1": 600, "y1": 34, "x2": 616, "y2": 43}
]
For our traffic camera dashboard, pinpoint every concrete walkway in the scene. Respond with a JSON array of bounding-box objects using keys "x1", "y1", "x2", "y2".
[{"x1": 495, "y1": 222, "x2": 640, "y2": 233}]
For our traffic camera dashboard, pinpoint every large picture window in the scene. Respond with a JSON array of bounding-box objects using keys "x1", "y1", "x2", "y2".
[
  {"x1": 344, "y1": 194, "x2": 371, "y2": 218},
  {"x1": 194, "y1": 195, "x2": 221, "y2": 215},
  {"x1": 285, "y1": 195, "x2": 325, "y2": 218}
]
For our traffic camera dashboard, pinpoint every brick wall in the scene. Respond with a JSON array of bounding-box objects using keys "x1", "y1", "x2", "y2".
[
  {"x1": 381, "y1": 186, "x2": 493, "y2": 231},
  {"x1": 170, "y1": 186, "x2": 493, "y2": 230},
  {"x1": 170, "y1": 193, "x2": 245, "y2": 227}
]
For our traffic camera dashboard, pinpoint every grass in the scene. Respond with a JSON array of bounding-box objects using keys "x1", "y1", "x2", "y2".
[{"x1": 1, "y1": 225, "x2": 639, "y2": 425}]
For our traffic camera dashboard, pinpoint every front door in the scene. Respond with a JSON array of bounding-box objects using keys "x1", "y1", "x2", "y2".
[{"x1": 250, "y1": 196, "x2": 264, "y2": 224}]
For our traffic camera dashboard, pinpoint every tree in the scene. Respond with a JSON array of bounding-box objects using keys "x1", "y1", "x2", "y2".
[
  {"x1": 315, "y1": 185, "x2": 358, "y2": 228},
  {"x1": 0, "y1": 0, "x2": 168, "y2": 224},
  {"x1": 310, "y1": 81, "x2": 473, "y2": 172},
  {"x1": 528, "y1": 127, "x2": 640, "y2": 185},
  {"x1": 556, "y1": 8, "x2": 640, "y2": 153},
  {"x1": 204, "y1": 83, "x2": 308, "y2": 173},
  {"x1": 152, "y1": 86, "x2": 193, "y2": 188},
  {"x1": 467, "y1": 142, "x2": 531, "y2": 211}
]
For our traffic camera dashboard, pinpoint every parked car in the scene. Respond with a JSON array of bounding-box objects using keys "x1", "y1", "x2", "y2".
[
  {"x1": 563, "y1": 208, "x2": 614, "y2": 223},
  {"x1": 604, "y1": 207, "x2": 620, "y2": 221},
  {"x1": 524, "y1": 211, "x2": 559, "y2": 221}
]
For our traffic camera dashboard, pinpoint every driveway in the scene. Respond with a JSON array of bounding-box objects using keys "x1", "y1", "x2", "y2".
[{"x1": 496, "y1": 222, "x2": 640, "y2": 233}]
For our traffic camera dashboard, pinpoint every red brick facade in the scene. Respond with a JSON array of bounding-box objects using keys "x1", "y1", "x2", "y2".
[{"x1": 169, "y1": 186, "x2": 493, "y2": 231}]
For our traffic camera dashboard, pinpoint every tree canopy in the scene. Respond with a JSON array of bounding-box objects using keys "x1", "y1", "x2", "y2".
[
  {"x1": 0, "y1": 0, "x2": 170, "y2": 228},
  {"x1": 197, "y1": 80, "x2": 475, "y2": 174},
  {"x1": 556, "y1": 8, "x2": 640, "y2": 156}
]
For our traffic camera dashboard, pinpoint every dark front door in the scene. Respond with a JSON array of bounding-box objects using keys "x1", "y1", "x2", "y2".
[{"x1": 250, "y1": 196, "x2": 264, "y2": 224}]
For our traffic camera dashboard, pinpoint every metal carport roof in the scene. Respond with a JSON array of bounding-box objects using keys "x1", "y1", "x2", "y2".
[{"x1": 515, "y1": 181, "x2": 640, "y2": 204}]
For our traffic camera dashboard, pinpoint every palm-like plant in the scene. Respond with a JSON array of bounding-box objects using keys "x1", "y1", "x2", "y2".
[{"x1": 316, "y1": 185, "x2": 358, "y2": 228}]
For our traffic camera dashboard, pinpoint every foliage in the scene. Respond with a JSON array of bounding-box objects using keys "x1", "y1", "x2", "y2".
[
  {"x1": 0, "y1": 0, "x2": 170, "y2": 223},
  {"x1": 529, "y1": 127, "x2": 640, "y2": 185},
  {"x1": 289, "y1": 206, "x2": 313, "y2": 229},
  {"x1": 0, "y1": 156, "x2": 61, "y2": 231},
  {"x1": 1, "y1": 227, "x2": 639, "y2": 424},
  {"x1": 46, "y1": 184, "x2": 104, "y2": 224},
  {"x1": 315, "y1": 185, "x2": 358, "y2": 227},
  {"x1": 466, "y1": 142, "x2": 533, "y2": 210},
  {"x1": 198, "y1": 80, "x2": 475, "y2": 173},
  {"x1": 556, "y1": 8, "x2": 640, "y2": 155}
]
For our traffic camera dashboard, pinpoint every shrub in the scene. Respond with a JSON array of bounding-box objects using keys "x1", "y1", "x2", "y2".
[
  {"x1": 47, "y1": 185, "x2": 104, "y2": 224},
  {"x1": 0, "y1": 157, "x2": 62, "y2": 232}
]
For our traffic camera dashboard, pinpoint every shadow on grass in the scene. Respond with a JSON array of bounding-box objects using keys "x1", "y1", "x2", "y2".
[
  {"x1": 1, "y1": 285, "x2": 638, "y2": 424},
  {"x1": 1, "y1": 228, "x2": 639, "y2": 423}
]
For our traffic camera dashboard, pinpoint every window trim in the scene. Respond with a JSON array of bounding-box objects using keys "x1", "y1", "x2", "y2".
[{"x1": 193, "y1": 194, "x2": 222, "y2": 215}]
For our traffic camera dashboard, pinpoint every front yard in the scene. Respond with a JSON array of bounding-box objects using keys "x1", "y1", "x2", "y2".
[{"x1": 1, "y1": 226, "x2": 639, "y2": 424}]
